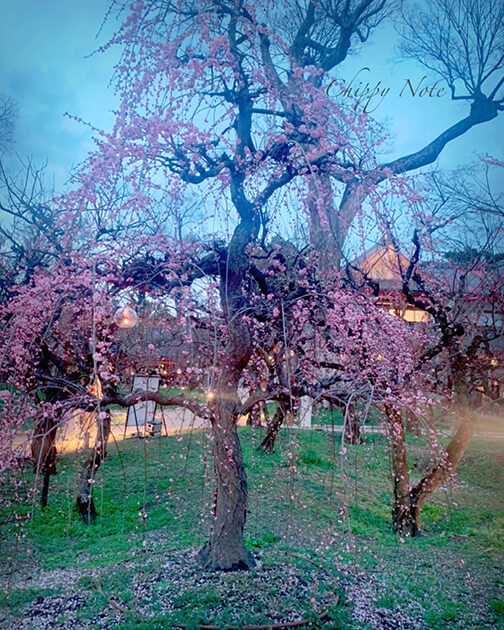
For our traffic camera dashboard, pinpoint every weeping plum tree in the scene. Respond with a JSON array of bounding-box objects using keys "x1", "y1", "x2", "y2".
[
  {"x1": 376, "y1": 165, "x2": 504, "y2": 535},
  {"x1": 62, "y1": 0, "x2": 400, "y2": 570},
  {"x1": 0, "y1": 160, "x2": 89, "y2": 498},
  {"x1": 77, "y1": 0, "x2": 500, "y2": 567},
  {"x1": 1, "y1": 0, "x2": 503, "y2": 570}
]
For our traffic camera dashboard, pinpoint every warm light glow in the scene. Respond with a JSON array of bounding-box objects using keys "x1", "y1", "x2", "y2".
[
  {"x1": 114, "y1": 305, "x2": 139, "y2": 329},
  {"x1": 385, "y1": 305, "x2": 429, "y2": 323},
  {"x1": 402, "y1": 308, "x2": 430, "y2": 323},
  {"x1": 206, "y1": 390, "x2": 215, "y2": 401},
  {"x1": 490, "y1": 358, "x2": 498, "y2": 367},
  {"x1": 176, "y1": 368, "x2": 182, "y2": 375}
]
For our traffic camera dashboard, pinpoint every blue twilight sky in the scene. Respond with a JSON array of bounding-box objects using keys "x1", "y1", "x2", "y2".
[
  {"x1": 0, "y1": 0, "x2": 119, "y2": 186},
  {"x1": 0, "y1": 1, "x2": 503, "y2": 190}
]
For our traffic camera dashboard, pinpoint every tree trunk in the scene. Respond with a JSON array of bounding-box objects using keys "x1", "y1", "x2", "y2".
[
  {"x1": 385, "y1": 402, "x2": 475, "y2": 535},
  {"x1": 76, "y1": 410, "x2": 111, "y2": 523},
  {"x1": 198, "y1": 382, "x2": 255, "y2": 570},
  {"x1": 195, "y1": 201, "x2": 258, "y2": 570},
  {"x1": 31, "y1": 416, "x2": 58, "y2": 507},
  {"x1": 194, "y1": 181, "x2": 261, "y2": 569},
  {"x1": 385, "y1": 406, "x2": 418, "y2": 536},
  {"x1": 410, "y1": 407, "x2": 475, "y2": 530},
  {"x1": 260, "y1": 403, "x2": 285, "y2": 454},
  {"x1": 344, "y1": 403, "x2": 363, "y2": 444},
  {"x1": 308, "y1": 175, "x2": 343, "y2": 273},
  {"x1": 408, "y1": 342, "x2": 476, "y2": 529}
]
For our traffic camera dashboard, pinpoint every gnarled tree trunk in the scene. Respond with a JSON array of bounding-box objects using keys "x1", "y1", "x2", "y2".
[
  {"x1": 385, "y1": 368, "x2": 476, "y2": 536},
  {"x1": 197, "y1": 206, "x2": 258, "y2": 570},
  {"x1": 404, "y1": 409, "x2": 421, "y2": 436},
  {"x1": 246, "y1": 402, "x2": 262, "y2": 427},
  {"x1": 408, "y1": 343, "x2": 476, "y2": 530},
  {"x1": 198, "y1": 374, "x2": 255, "y2": 570},
  {"x1": 410, "y1": 407, "x2": 475, "y2": 530}
]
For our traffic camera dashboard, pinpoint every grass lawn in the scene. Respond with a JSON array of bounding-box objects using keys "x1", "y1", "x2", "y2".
[{"x1": 0, "y1": 425, "x2": 503, "y2": 629}]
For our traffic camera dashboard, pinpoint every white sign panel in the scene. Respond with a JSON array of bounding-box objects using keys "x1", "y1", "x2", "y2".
[
  {"x1": 126, "y1": 375, "x2": 160, "y2": 427},
  {"x1": 298, "y1": 396, "x2": 313, "y2": 428}
]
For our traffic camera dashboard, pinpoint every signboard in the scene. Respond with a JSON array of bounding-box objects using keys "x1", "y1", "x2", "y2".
[
  {"x1": 298, "y1": 395, "x2": 312, "y2": 428},
  {"x1": 126, "y1": 375, "x2": 160, "y2": 428}
]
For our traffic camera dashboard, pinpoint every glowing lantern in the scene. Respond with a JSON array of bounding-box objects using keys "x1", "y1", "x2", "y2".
[{"x1": 114, "y1": 305, "x2": 138, "y2": 329}]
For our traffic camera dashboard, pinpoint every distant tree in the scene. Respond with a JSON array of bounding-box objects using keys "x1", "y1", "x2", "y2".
[
  {"x1": 0, "y1": 94, "x2": 17, "y2": 155},
  {"x1": 0, "y1": 159, "x2": 69, "y2": 488},
  {"x1": 398, "y1": 0, "x2": 504, "y2": 107},
  {"x1": 0, "y1": 159, "x2": 62, "y2": 298}
]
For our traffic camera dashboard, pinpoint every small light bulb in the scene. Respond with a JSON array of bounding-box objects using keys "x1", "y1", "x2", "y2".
[{"x1": 206, "y1": 390, "x2": 215, "y2": 401}]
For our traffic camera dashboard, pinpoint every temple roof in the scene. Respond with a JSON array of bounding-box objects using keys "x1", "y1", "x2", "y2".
[{"x1": 349, "y1": 243, "x2": 415, "y2": 291}]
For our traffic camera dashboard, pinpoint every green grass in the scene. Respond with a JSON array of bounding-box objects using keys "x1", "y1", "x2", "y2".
[
  {"x1": 0, "y1": 426, "x2": 503, "y2": 628},
  {"x1": 311, "y1": 403, "x2": 385, "y2": 426}
]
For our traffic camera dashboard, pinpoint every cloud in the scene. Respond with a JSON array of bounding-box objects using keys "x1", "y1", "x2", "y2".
[{"x1": 0, "y1": 0, "x2": 118, "y2": 186}]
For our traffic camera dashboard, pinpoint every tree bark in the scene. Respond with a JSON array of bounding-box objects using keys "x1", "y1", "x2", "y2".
[
  {"x1": 308, "y1": 175, "x2": 343, "y2": 272},
  {"x1": 384, "y1": 406, "x2": 418, "y2": 536},
  {"x1": 198, "y1": 379, "x2": 255, "y2": 571},
  {"x1": 408, "y1": 341, "x2": 476, "y2": 528},
  {"x1": 197, "y1": 199, "x2": 258, "y2": 569},
  {"x1": 410, "y1": 407, "x2": 475, "y2": 530},
  {"x1": 344, "y1": 403, "x2": 363, "y2": 445},
  {"x1": 31, "y1": 415, "x2": 58, "y2": 508},
  {"x1": 260, "y1": 403, "x2": 286, "y2": 454},
  {"x1": 76, "y1": 409, "x2": 111, "y2": 523},
  {"x1": 385, "y1": 348, "x2": 476, "y2": 535}
]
